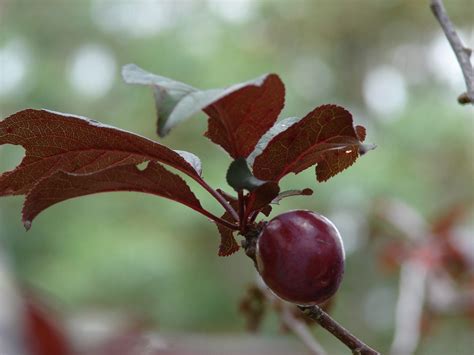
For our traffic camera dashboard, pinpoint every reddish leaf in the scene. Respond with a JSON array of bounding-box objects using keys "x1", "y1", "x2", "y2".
[
  {"x1": 239, "y1": 285, "x2": 266, "y2": 332},
  {"x1": 215, "y1": 189, "x2": 240, "y2": 256},
  {"x1": 203, "y1": 74, "x2": 285, "y2": 158},
  {"x1": 355, "y1": 125, "x2": 366, "y2": 142},
  {"x1": 246, "y1": 182, "x2": 280, "y2": 216},
  {"x1": 247, "y1": 116, "x2": 299, "y2": 166},
  {"x1": 378, "y1": 241, "x2": 408, "y2": 272},
  {"x1": 24, "y1": 296, "x2": 72, "y2": 355},
  {"x1": 123, "y1": 64, "x2": 285, "y2": 158},
  {"x1": 431, "y1": 203, "x2": 468, "y2": 237},
  {"x1": 252, "y1": 105, "x2": 367, "y2": 182},
  {"x1": 217, "y1": 220, "x2": 240, "y2": 256},
  {"x1": 315, "y1": 147, "x2": 360, "y2": 182},
  {"x1": 22, "y1": 162, "x2": 203, "y2": 229},
  {"x1": 0, "y1": 109, "x2": 201, "y2": 197},
  {"x1": 260, "y1": 205, "x2": 273, "y2": 217}
]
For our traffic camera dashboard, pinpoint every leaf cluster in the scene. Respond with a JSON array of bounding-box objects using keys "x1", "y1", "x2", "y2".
[{"x1": 0, "y1": 65, "x2": 372, "y2": 255}]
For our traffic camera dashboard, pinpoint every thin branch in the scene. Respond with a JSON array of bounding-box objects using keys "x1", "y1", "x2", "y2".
[
  {"x1": 389, "y1": 261, "x2": 428, "y2": 355},
  {"x1": 430, "y1": 0, "x2": 474, "y2": 104},
  {"x1": 243, "y1": 231, "x2": 380, "y2": 355},
  {"x1": 196, "y1": 178, "x2": 240, "y2": 221},
  {"x1": 238, "y1": 190, "x2": 246, "y2": 232},
  {"x1": 256, "y1": 280, "x2": 327, "y2": 355},
  {"x1": 299, "y1": 306, "x2": 379, "y2": 355},
  {"x1": 196, "y1": 208, "x2": 239, "y2": 230}
]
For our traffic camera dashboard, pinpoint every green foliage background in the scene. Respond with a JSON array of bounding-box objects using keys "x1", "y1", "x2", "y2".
[{"x1": 0, "y1": 0, "x2": 472, "y2": 353}]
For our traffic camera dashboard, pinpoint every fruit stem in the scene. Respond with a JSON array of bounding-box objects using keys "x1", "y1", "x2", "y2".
[{"x1": 298, "y1": 306, "x2": 380, "y2": 355}]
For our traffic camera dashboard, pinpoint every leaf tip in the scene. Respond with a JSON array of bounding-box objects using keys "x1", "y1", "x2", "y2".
[
  {"x1": 23, "y1": 219, "x2": 32, "y2": 231},
  {"x1": 359, "y1": 143, "x2": 377, "y2": 155},
  {"x1": 218, "y1": 246, "x2": 240, "y2": 257}
]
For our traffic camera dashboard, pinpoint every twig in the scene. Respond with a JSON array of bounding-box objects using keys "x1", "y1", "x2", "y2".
[
  {"x1": 298, "y1": 306, "x2": 379, "y2": 355},
  {"x1": 238, "y1": 190, "x2": 246, "y2": 232},
  {"x1": 376, "y1": 199, "x2": 430, "y2": 355},
  {"x1": 389, "y1": 261, "x2": 428, "y2": 355},
  {"x1": 243, "y1": 231, "x2": 380, "y2": 355},
  {"x1": 197, "y1": 178, "x2": 240, "y2": 221},
  {"x1": 256, "y1": 280, "x2": 327, "y2": 355},
  {"x1": 430, "y1": 0, "x2": 474, "y2": 104}
]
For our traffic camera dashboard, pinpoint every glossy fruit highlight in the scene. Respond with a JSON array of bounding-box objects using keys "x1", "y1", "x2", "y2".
[{"x1": 256, "y1": 210, "x2": 345, "y2": 305}]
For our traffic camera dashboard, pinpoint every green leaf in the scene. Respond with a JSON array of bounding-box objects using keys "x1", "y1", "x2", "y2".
[
  {"x1": 226, "y1": 158, "x2": 268, "y2": 192},
  {"x1": 122, "y1": 64, "x2": 197, "y2": 136}
]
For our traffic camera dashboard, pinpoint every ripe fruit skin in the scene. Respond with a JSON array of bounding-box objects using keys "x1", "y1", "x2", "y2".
[{"x1": 256, "y1": 210, "x2": 345, "y2": 305}]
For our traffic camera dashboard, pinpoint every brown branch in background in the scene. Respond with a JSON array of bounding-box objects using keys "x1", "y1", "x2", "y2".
[
  {"x1": 243, "y1": 233, "x2": 380, "y2": 355},
  {"x1": 390, "y1": 261, "x2": 428, "y2": 355},
  {"x1": 376, "y1": 198, "x2": 474, "y2": 355},
  {"x1": 255, "y1": 278, "x2": 327, "y2": 355},
  {"x1": 430, "y1": 0, "x2": 474, "y2": 104},
  {"x1": 427, "y1": 269, "x2": 474, "y2": 315},
  {"x1": 377, "y1": 199, "x2": 431, "y2": 355}
]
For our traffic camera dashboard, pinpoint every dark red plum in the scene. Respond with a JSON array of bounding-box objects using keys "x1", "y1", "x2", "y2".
[{"x1": 256, "y1": 210, "x2": 345, "y2": 305}]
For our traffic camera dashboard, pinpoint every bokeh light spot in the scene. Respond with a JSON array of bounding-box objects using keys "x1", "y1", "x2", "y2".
[{"x1": 68, "y1": 44, "x2": 116, "y2": 98}]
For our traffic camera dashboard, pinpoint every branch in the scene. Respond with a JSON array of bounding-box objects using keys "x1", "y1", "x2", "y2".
[
  {"x1": 256, "y1": 279, "x2": 327, "y2": 355},
  {"x1": 298, "y1": 306, "x2": 379, "y2": 355},
  {"x1": 430, "y1": 0, "x2": 474, "y2": 104},
  {"x1": 243, "y1": 231, "x2": 380, "y2": 355}
]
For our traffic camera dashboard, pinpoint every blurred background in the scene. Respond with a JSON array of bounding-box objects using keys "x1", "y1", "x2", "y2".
[{"x1": 0, "y1": 0, "x2": 473, "y2": 354}]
